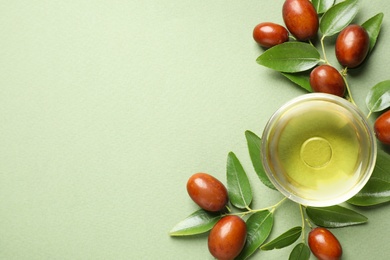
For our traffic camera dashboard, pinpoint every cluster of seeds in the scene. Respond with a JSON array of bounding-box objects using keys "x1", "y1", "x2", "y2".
[
  {"x1": 186, "y1": 172, "x2": 343, "y2": 260},
  {"x1": 253, "y1": 0, "x2": 390, "y2": 147},
  {"x1": 187, "y1": 173, "x2": 246, "y2": 260},
  {"x1": 170, "y1": 1, "x2": 390, "y2": 260}
]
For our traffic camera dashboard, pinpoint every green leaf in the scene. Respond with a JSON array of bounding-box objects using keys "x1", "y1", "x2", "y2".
[
  {"x1": 236, "y1": 210, "x2": 274, "y2": 260},
  {"x1": 245, "y1": 130, "x2": 276, "y2": 190},
  {"x1": 256, "y1": 42, "x2": 321, "y2": 73},
  {"x1": 306, "y1": 205, "x2": 368, "y2": 228},
  {"x1": 365, "y1": 79, "x2": 390, "y2": 113},
  {"x1": 281, "y1": 72, "x2": 312, "y2": 92},
  {"x1": 226, "y1": 152, "x2": 252, "y2": 209},
  {"x1": 261, "y1": 226, "x2": 302, "y2": 251},
  {"x1": 362, "y1": 13, "x2": 384, "y2": 52},
  {"x1": 169, "y1": 209, "x2": 221, "y2": 236},
  {"x1": 371, "y1": 148, "x2": 390, "y2": 182},
  {"x1": 312, "y1": 0, "x2": 335, "y2": 14},
  {"x1": 289, "y1": 243, "x2": 311, "y2": 260},
  {"x1": 347, "y1": 178, "x2": 390, "y2": 206},
  {"x1": 320, "y1": 0, "x2": 358, "y2": 37},
  {"x1": 347, "y1": 149, "x2": 390, "y2": 206}
]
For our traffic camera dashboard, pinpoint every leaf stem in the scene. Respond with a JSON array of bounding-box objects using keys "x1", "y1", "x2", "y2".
[
  {"x1": 367, "y1": 110, "x2": 372, "y2": 119},
  {"x1": 299, "y1": 204, "x2": 306, "y2": 243},
  {"x1": 225, "y1": 205, "x2": 232, "y2": 213},
  {"x1": 300, "y1": 204, "x2": 313, "y2": 229},
  {"x1": 341, "y1": 68, "x2": 357, "y2": 106},
  {"x1": 269, "y1": 196, "x2": 287, "y2": 214},
  {"x1": 289, "y1": 35, "x2": 297, "y2": 41},
  {"x1": 305, "y1": 218, "x2": 314, "y2": 229},
  {"x1": 320, "y1": 35, "x2": 329, "y2": 65},
  {"x1": 225, "y1": 197, "x2": 287, "y2": 217}
]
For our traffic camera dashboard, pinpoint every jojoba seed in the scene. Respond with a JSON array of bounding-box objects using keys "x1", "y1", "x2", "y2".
[
  {"x1": 308, "y1": 227, "x2": 342, "y2": 260},
  {"x1": 335, "y1": 24, "x2": 370, "y2": 68},
  {"x1": 186, "y1": 173, "x2": 228, "y2": 212},
  {"x1": 282, "y1": 0, "x2": 319, "y2": 41},
  {"x1": 309, "y1": 65, "x2": 346, "y2": 97},
  {"x1": 253, "y1": 22, "x2": 289, "y2": 48},
  {"x1": 374, "y1": 110, "x2": 390, "y2": 145},
  {"x1": 208, "y1": 216, "x2": 247, "y2": 260}
]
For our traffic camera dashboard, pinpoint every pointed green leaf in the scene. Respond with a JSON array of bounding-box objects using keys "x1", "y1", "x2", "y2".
[
  {"x1": 236, "y1": 210, "x2": 274, "y2": 260},
  {"x1": 371, "y1": 148, "x2": 390, "y2": 182},
  {"x1": 320, "y1": 0, "x2": 358, "y2": 37},
  {"x1": 347, "y1": 149, "x2": 390, "y2": 206},
  {"x1": 362, "y1": 13, "x2": 384, "y2": 52},
  {"x1": 289, "y1": 243, "x2": 311, "y2": 260},
  {"x1": 312, "y1": 0, "x2": 335, "y2": 14},
  {"x1": 256, "y1": 42, "x2": 321, "y2": 73},
  {"x1": 366, "y1": 79, "x2": 390, "y2": 113},
  {"x1": 261, "y1": 226, "x2": 302, "y2": 251},
  {"x1": 227, "y1": 152, "x2": 252, "y2": 209},
  {"x1": 347, "y1": 178, "x2": 390, "y2": 206},
  {"x1": 306, "y1": 205, "x2": 368, "y2": 228},
  {"x1": 245, "y1": 130, "x2": 276, "y2": 190},
  {"x1": 169, "y1": 209, "x2": 221, "y2": 236},
  {"x1": 281, "y1": 72, "x2": 312, "y2": 92}
]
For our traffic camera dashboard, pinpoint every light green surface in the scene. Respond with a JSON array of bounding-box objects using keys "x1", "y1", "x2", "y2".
[{"x1": 1, "y1": 0, "x2": 389, "y2": 259}]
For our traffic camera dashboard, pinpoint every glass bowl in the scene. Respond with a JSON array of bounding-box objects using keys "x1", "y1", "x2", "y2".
[{"x1": 261, "y1": 93, "x2": 377, "y2": 207}]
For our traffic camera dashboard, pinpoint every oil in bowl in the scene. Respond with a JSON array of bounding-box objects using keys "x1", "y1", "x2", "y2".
[{"x1": 261, "y1": 93, "x2": 376, "y2": 207}]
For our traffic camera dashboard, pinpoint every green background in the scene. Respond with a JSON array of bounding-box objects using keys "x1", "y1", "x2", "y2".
[{"x1": 1, "y1": 0, "x2": 389, "y2": 259}]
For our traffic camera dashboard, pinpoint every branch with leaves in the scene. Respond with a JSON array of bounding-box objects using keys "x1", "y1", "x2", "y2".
[
  {"x1": 169, "y1": 0, "x2": 390, "y2": 259},
  {"x1": 169, "y1": 129, "x2": 387, "y2": 259}
]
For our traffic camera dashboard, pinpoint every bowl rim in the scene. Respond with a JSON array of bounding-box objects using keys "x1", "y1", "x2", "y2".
[{"x1": 261, "y1": 93, "x2": 377, "y2": 207}]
